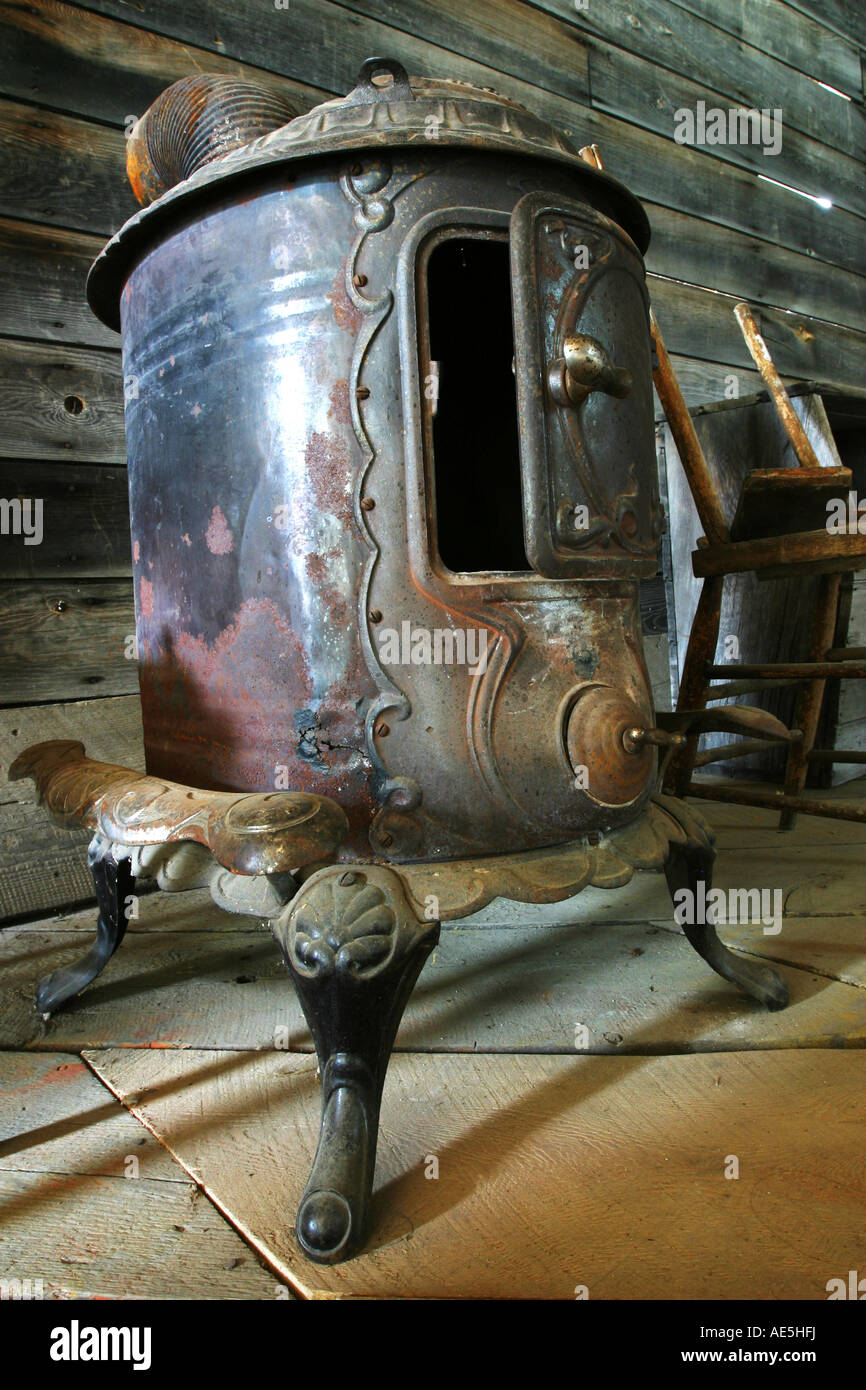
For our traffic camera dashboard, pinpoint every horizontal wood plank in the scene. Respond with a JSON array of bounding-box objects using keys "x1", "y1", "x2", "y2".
[
  {"x1": 0, "y1": 95, "x2": 137, "y2": 234},
  {"x1": 0, "y1": 338, "x2": 124, "y2": 462},
  {"x1": 533, "y1": 0, "x2": 866, "y2": 156},
  {"x1": 660, "y1": 354, "x2": 766, "y2": 412},
  {"x1": 0, "y1": 1167, "x2": 281, "y2": 1298},
  {"x1": 0, "y1": 0, "x2": 326, "y2": 128},
  {"x1": 643, "y1": 203, "x2": 866, "y2": 332},
  {"x1": 0, "y1": 218, "x2": 117, "y2": 347},
  {"x1": 669, "y1": 0, "x2": 863, "y2": 97},
  {"x1": 590, "y1": 44, "x2": 866, "y2": 219},
  {"x1": 0, "y1": 459, "x2": 131, "y2": 578},
  {"x1": 314, "y1": 0, "x2": 591, "y2": 103},
  {"x1": 780, "y1": 0, "x2": 866, "y2": 51},
  {"x1": 0, "y1": 1052, "x2": 181, "y2": 1179},
  {"x1": 0, "y1": 578, "x2": 136, "y2": 705},
  {"x1": 69, "y1": 0, "x2": 863, "y2": 156},
  {"x1": 650, "y1": 277, "x2": 866, "y2": 387}
]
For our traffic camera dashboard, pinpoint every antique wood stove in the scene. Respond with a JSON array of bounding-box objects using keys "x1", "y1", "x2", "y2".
[{"x1": 12, "y1": 59, "x2": 794, "y2": 1265}]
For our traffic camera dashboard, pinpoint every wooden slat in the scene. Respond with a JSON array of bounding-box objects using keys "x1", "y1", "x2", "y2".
[
  {"x1": 84, "y1": 1046, "x2": 866, "y2": 1300},
  {"x1": 0, "y1": 0, "x2": 326, "y2": 127},
  {"x1": 0, "y1": 460, "x2": 131, "y2": 578},
  {"x1": 556, "y1": 103, "x2": 866, "y2": 280},
  {"x1": 643, "y1": 203, "x2": 866, "y2": 334},
  {"x1": 3, "y1": 7, "x2": 863, "y2": 333},
  {"x1": 671, "y1": 0, "x2": 863, "y2": 97},
  {"x1": 531, "y1": 0, "x2": 866, "y2": 155},
  {"x1": 0, "y1": 1053, "x2": 181, "y2": 1179},
  {"x1": 590, "y1": 44, "x2": 866, "y2": 218},
  {"x1": 0, "y1": 1166, "x2": 281, "y2": 1298},
  {"x1": 659, "y1": 354, "x2": 765, "y2": 412},
  {"x1": 0, "y1": 694, "x2": 144, "y2": 922},
  {"x1": 0, "y1": 579, "x2": 136, "y2": 705},
  {"x1": 0, "y1": 96, "x2": 136, "y2": 234},
  {"x1": 49, "y1": 5, "x2": 865, "y2": 276},
  {"x1": 650, "y1": 278, "x2": 866, "y2": 391},
  {"x1": 308, "y1": 0, "x2": 592, "y2": 103},
  {"x1": 0, "y1": 1049, "x2": 288, "y2": 1297},
  {"x1": 0, "y1": 339, "x2": 124, "y2": 462},
  {"x1": 0, "y1": 218, "x2": 116, "y2": 347},
  {"x1": 780, "y1": 0, "x2": 866, "y2": 51}
]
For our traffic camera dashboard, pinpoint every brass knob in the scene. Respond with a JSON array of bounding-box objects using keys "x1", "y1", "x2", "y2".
[
  {"x1": 548, "y1": 333, "x2": 632, "y2": 408},
  {"x1": 622, "y1": 726, "x2": 686, "y2": 753}
]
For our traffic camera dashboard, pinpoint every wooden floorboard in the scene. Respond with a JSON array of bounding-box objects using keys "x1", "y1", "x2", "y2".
[
  {"x1": 0, "y1": 1051, "x2": 286, "y2": 1298},
  {"x1": 84, "y1": 1047, "x2": 866, "y2": 1301},
  {"x1": 1, "y1": 791, "x2": 862, "y2": 1298},
  {"x1": 4, "y1": 911, "x2": 866, "y2": 1056}
]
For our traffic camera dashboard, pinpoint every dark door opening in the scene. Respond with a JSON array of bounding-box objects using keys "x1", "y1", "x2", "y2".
[{"x1": 425, "y1": 237, "x2": 530, "y2": 573}]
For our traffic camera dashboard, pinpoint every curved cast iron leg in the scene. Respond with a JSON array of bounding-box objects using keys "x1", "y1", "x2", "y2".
[
  {"x1": 36, "y1": 835, "x2": 136, "y2": 1018},
  {"x1": 272, "y1": 864, "x2": 439, "y2": 1264},
  {"x1": 664, "y1": 839, "x2": 789, "y2": 1011}
]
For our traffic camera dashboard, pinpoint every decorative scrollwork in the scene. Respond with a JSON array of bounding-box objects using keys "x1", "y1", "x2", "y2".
[
  {"x1": 8, "y1": 740, "x2": 348, "y2": 875},
  {"x1": 287, "y1": 869, "x2": 397, "y2": 979},
  {"x1": 273, "y1": 863, "x2": 436, "y2": 984}
]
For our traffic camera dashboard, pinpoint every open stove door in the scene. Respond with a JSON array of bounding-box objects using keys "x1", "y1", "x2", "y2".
[{"x1": 509, "y1": 191, "x2": 661, "y2": 579}]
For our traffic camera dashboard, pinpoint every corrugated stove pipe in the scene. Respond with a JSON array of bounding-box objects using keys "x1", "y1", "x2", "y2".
[{"x1": 126, "y1": 74, "x2": 299, "y2": 205}]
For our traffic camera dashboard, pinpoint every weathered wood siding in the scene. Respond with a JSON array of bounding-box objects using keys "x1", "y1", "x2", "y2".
[{"x1": 0, "y1": 0, "x2": 863, "y2": 916}]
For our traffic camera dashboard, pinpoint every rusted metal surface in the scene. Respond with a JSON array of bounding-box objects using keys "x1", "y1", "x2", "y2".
[
  {"x1": 126, "y1": 76, "x2": 298, "y2": 207},
  {"x1": 89, "y1": 60, "x2": 649, "y2": 331},
  {"x1": 96, "y1": 65, "x2": 673, "y2": 863},
  {"x1": 733, "y1": 302, "x2": 823, "y2": 471},
  {"x1": 9, "y1": 739, "x2": 348, "y2": 874}
]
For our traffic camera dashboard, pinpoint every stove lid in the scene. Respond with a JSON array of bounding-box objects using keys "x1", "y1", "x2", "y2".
[{"x1": 87, "y1": 56, "x2": 650, "y2": 330}]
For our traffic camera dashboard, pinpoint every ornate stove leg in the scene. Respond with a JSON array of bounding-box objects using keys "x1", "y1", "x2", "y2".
[
  {"x1": 664, "y1": 838, "x2": 788, "y2": 1011},
  {"x1": 36, "y1": 835, "x2": 135, "y2": 1018},
  {"x1": 271, "y1": 864, "x2": 439, "y2": 1264}
]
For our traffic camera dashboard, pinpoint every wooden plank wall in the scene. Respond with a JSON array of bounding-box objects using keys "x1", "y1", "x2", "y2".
[{"x1": 0, "y1": 0, "x2": 864, "y2": 919}]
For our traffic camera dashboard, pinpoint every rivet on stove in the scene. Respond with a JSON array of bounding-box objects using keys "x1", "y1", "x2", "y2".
[
  {"x1": 376, "y1": 722, "x2": 390, "y2": 737},
  {"x1": 379, "y1": 832, "x2": 394, "y2": 847},
  {"x1": 356, "y1": 386, "x2": 371, "y2": 400},
  {"x1": 360, "y1": 496, "x2": 375, "y2": 511},
  {"x1": 352, "y1": 273, "x2": 368, "y2": 288},
  {"x1": 368, "y1": 608, "x2": 383, "y2": 623}
]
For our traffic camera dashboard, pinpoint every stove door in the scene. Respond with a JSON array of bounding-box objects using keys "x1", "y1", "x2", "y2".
[{"x1": 510, "y1": 191, "x2": 661, "y2": 578}]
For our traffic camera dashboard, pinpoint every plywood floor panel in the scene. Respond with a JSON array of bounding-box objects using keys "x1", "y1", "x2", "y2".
[{"x1": 83, "y1": 1047, "x2": 866, "y2": 1301}]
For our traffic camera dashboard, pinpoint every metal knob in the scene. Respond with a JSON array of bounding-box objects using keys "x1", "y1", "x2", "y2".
[
  {"x1": 548, "y1": 333, "x2": 632, "y2": 408},
  {"x1": 622, "y1": 726, "x2": 686, "y2": 754}
]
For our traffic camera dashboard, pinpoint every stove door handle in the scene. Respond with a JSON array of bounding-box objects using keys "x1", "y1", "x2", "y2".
[{"x1": 548, "y1": 333, "x2": 632, "y2": 408}]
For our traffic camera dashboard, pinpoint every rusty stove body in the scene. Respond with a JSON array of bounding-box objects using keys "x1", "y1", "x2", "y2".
[{"x1": 12, "y1": 60, "x2": 793, "y2": 1265}]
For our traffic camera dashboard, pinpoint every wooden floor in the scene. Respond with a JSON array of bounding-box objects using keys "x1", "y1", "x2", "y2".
[{"x1": 1, "y1": 784, "x2": 864, "y2": 1300}]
